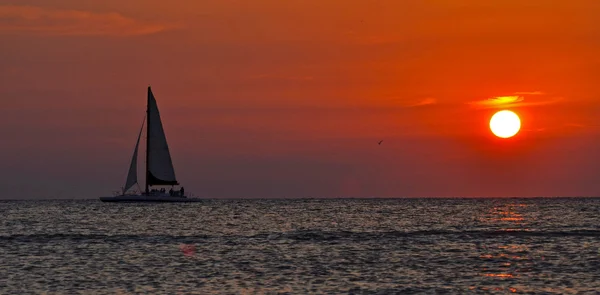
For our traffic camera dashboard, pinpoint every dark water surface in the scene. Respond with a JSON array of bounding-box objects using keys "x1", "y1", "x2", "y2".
[{"x1": 1, "y1": 198, "x2": 599, "y2": 294}]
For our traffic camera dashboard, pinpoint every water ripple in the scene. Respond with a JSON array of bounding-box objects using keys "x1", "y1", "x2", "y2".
[{"x1": 1, "y1": 198, "x2": 599, "y2": 294}]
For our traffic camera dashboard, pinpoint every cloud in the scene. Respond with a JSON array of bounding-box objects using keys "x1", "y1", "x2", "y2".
[
  {"x1": 565, "y1": 123, "x2": 585, "y2": 128},
  {"x1": 522, "y1": 127, "x2": 546, "y2": 132},
  {"x1": 514, "y1": 91, "x2": 545, "y2": 95},
  {"x1": 469, "y1": 95, "x2": 524, "y2": 107},
  {"x1": 468, "y1": 92, "x2": 561, "y2": 109},
  {"x1": 404, "y1": 97, "x2": 436, "y2": 107},
  {"x1": 248, "y1": 73, "x2": 314, "y2": 81},
  {"x1": 0, "y1": 5, "x2": 179, "y2": 36}
]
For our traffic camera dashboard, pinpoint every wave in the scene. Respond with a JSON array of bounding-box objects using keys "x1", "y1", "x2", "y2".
[
  {"x1": 1, "y1": 229, "x2": 599, "y2": 243},
  {"x1": 0, "y1": 233, "x2": 210, "y2": 243},
  {"x1": 269, "y1": 229, "x2": 600, "y2": 242}
]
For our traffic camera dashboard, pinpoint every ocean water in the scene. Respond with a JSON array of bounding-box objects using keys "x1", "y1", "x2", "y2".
[{"x1": 1, "y1": 198, "x2": 599, "y2": 294}]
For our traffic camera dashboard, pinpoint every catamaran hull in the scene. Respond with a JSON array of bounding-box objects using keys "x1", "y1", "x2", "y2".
[{"x1": 99, "y1": 195, "x2": 202, "y2": 203}]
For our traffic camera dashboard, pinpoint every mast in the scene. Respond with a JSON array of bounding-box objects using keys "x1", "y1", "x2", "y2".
[{"x1": 145, "y1": 86, "x2": 151, "y2": 195}]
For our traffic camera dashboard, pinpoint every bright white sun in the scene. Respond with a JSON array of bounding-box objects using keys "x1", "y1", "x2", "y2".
[{"x1": 490, "y1": 110, "x2": 521, "y2": 138}]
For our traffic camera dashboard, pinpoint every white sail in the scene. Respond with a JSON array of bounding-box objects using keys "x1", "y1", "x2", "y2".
[
  {"x1": 122, "y1": 117, "x2": 145, "y2": 194},
  {"x1": 146, "y1": 87, "x2": 178, "y2": 185}
]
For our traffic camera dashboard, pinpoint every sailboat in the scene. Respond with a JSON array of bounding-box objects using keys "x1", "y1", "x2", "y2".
[{"x1": 99, "y1": 87, "x2": 201, "y2": 202}]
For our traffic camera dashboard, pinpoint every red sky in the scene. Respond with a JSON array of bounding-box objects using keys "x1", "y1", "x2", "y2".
[{"x1": 1, "y1": 0, "x2": 600, "y2": 198}]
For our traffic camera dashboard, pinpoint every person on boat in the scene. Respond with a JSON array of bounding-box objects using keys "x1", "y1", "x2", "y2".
[
  {"x1": 169, "y1": 188, "x2": 174, "y2": 196},
  {"x1": 180, "y1": 187, "x2": 185, "y2": 196}
]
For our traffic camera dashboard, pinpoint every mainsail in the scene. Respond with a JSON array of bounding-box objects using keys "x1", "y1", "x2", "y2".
[
  {"x1": 123, "y1": 116, "x2": 145, "y2": 193},
  {"x1": 146, "y1": 87, "x2": 178, "y2": 187}
]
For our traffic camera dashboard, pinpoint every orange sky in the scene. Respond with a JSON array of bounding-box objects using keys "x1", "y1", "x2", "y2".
[{"x1": 1, "y1": 1, "x2": 600, "y2": 198}]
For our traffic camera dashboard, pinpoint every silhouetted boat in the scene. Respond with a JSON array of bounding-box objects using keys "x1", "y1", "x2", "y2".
[{"x1": 100, "y1": 87, "x2": 201, "y2": 202}]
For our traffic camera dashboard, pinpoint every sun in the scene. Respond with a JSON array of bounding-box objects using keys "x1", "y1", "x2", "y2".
[{"x1": 490, "y1": 110, "x2": 521, "y2": 138}]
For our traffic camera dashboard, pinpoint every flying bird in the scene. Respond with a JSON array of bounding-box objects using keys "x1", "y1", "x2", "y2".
[{"x1": 378, "y1": 140, "x2": 383, "y2": 145}]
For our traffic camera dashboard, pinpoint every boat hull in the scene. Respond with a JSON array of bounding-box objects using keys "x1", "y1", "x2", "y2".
[{"x1": 99, "y1": 195, "x2": 202, "y2": 203}]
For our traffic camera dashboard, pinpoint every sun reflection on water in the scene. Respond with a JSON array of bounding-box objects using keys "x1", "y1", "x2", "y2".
[{"x1": 474, "y1": 201, "x2": 540, "y2": 292}]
